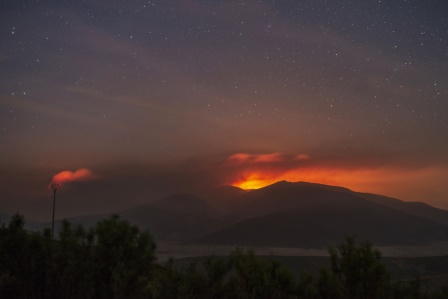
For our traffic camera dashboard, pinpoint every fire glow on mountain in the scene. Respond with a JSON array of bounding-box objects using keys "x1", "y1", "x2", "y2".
[{"x1": 227, "y1": 153, "x2": 445, "y2": 195}]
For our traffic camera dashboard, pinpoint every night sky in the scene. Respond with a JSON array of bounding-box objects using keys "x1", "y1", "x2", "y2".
[{"x1": 1, "y1": 0, "x2": 448, "y2": 220}]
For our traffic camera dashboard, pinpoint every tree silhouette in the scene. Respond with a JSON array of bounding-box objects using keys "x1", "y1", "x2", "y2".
[{"x1": 2, "y1": 216, "x2": 447, "y2": 299}]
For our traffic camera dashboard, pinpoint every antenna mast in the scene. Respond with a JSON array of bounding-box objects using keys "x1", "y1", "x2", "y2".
[{"x1": 51, "y1": 183, "x2": 60, "y2": 238}]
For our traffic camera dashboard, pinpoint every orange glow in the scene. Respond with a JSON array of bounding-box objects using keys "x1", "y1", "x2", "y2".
[
  {"x1": 234, "y1": 173, "x2": 279, "y2": 190},
  {"x1": 227, "y1": 152, "x2": 446, "y2": 197},
  {"x1": 232, "y1": 168, "x2": 356, "y2": 190},
  {"x1": 49, "y1": 168, "x2": 97, "y2": 187},
  {"x1": 227, "y1": 152, "x2": 295, "y2": 164},
  {"x1": 232, "y1": 166, "x2": 446, "y2": 196},
  {"x1": 227, "y1": 152, "x2": 378, "y2": 191}
]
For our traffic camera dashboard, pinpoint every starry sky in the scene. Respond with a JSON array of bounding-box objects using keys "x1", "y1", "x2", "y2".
[{"x1": 1, "y1": 0, "x2": 448, "y2": 220}]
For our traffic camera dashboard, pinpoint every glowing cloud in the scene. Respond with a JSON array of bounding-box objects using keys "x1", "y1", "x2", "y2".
[
  {"x1": 225, "y1": 152, "x2": 312, "y2": 189},
  {"x1": 294, "y1": 154, "x2": 311, "y2": 161},
  {"x1": 224, "y1": 152, "x2": 444, "y2": 197},
  {"x1": 49, "y1": 168, "x2": 98, "y2": 187},
  {"x1": 226, "y1": 152, "x2": 306, "y2": 164}
]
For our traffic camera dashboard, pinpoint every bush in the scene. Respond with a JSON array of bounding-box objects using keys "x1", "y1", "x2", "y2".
[
  {"x1": 2, "y1": 216, "x2": 445, "y2": 298},
  {"x1": 0, "y1": 214, "x2": 156, "y2": 299}
]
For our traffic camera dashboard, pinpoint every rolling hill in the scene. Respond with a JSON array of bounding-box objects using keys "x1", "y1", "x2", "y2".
[
  {"x1": 119, "y1": 194, "x2": 224, "y2": 241},
  {"x1": 195, "y1": 181, "x2": 448, "y2": 247},
  {"x1": 5, "y1": 181, "x2": 448, "y2": 248},
  {"x1": 40, "y1": 193, "x2": 226, "y2": 242}
]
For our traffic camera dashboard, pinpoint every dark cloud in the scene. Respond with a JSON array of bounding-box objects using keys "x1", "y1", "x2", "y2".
[{"x1": 1, "y1": 0, "x2": 447, "y2": 218}]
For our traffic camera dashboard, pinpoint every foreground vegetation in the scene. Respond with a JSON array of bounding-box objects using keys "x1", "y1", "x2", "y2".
[{"x1": 1, "y1": 215, "x2": 448, "y2": 298}]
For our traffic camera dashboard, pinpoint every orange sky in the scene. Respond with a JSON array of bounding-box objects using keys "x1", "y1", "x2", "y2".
[
  {"x1": 49, "y1": 168, "x2": 98, "y2": 188},
  {"x1": 45, "y1": 153, "x2": 447, "y2": 206},
  {"x1": 226, "y1": 153, "x2": 447, "y2": 203}
]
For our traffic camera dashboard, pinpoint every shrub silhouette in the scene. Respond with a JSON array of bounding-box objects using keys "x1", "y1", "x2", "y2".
[
  {"x1": 0, "y1": 214, "x2": 156, "y2": 299},
  {"x1": 2, "y1": 215, "x2": 448, "y2": 298}
]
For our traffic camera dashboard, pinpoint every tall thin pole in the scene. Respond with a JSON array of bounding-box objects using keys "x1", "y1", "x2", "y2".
[{"x1": 51, "y1": 184, "x2": 60, "y2": 238}]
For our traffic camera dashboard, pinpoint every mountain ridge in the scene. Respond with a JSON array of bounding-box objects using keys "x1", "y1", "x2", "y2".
[
  {"x1": 195, "y1": 181, "x2": 448, "y2": 247},
  {"x1": 3, "y1": 181, "x2": 448, "y2": 248}
]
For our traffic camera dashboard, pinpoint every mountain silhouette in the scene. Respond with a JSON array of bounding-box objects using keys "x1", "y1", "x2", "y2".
[
  {"x1": 195, "y1": 181, "x2": 448, "y2": 247},
  {"x1": 49, "y1": 194, "x2": 225, "y2": 242},
  {"x1": 7, "y1": 181, "x2": 448, "y2": 247},
  {"x1": 116, "y1": 194, "x2": 225, "y2": 242}
]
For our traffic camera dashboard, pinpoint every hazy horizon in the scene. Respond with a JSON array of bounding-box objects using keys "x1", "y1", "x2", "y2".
[{"x1": 1, "y1": 0, "x2": 447, "y2": 220}]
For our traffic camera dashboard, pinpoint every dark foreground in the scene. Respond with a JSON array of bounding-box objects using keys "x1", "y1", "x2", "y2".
[{"x1": 1, "y1": 214, "x2": 448, "y2": 299}]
